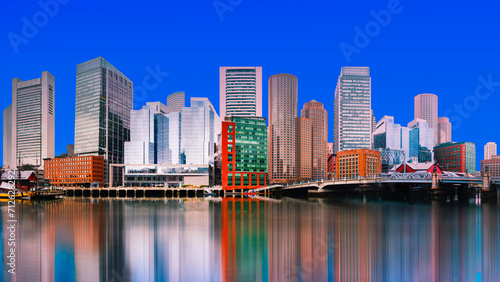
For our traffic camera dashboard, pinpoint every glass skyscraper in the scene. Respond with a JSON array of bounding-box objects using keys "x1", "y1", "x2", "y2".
[
  {"x1": 334, "y1": 67, "x2": 371, "y2": 153},
  {"x1": 124, "y1": 107, "x2": 155, "y2": 165},
  {"x1": 219, "y1": 67, "x2": 262, "y2": 118},
  {"x1": 180, "y1": 97, "x2": 221, "y2": 165},
  {"x1": 5, "y1": 71, "x2": 55, "y2": 169},
  {"x1": 408, "y1": 119, "x2": 434, "y2": 162},
  {"x1": 372, "y1": 116, "x2": 409, "y2": 165},
  {"x1": 74, "y1": 57, "x2": 133, "y2": 186}
]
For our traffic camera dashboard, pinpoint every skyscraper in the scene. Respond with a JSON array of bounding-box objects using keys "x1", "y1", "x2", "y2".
[
  {"x1": 437, "y1": 117, "x2": 452, "y2": 145},
  {"x1": 301, "y1": 100, "x2": 328, "y2": 179},
  {"x1": 124, "y1": 106, "x2": 156, "y2": 165},
  {"x1": 7, "y1": 71, "x2": 55, "y2": 169},
  {"x1": 408, "y1": 119, "x2": 434, "y2": 162},
  {"x1": 3, "y1": 105, "x2": 13, "y2": 169},
  {"x1": 485, "y1": 142, "x2": 497, "y2": 160},
  {"x1": 296, "y1": 117, "x2": 312, "y2": 181},
  {"x1": 414, "y1": 93, "x2": 438, "y2": 146},
  {"x1": 180, "y1": 97, "x2": 221, "y2": 165},
  {"x1": 74, "y1": 57, "x2": 133, "y2": 186},
  {"x1": 334, "y1": 67, "x2": 371, "y2": 153},
  {"x1": 166, "y1": 91, "x2": 185, "y2": 113},
  {"x1": 372, "y1": 116, "x2": 409, "y2": 164},
  {"x1": 268, "y1": 74, "x2": 298, "y2": 183},
  {"x1": 219, "y1": 67, "x2": 262, "y2": 118}
]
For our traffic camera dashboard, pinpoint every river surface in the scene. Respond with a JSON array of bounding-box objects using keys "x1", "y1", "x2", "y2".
[{"x1": 1, "y1": 194, "x2": 500, "y2": 282}]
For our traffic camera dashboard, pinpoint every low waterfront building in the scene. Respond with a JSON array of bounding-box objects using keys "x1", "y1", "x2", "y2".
[
  {"x1": 43, "y1": 156, "x2": 104, "y2": 187},
  {"x1": 481, "y1": 155, "x2": 500, "y2": 178},
  {"x1": 395, "y1": 162, "x2": 443, "y2": 174},
  {"x1": 433, "y1": 142, "x2": 476, "y2": 174},
  {"x1": 0, "y1": 171, "x2": 37, "y2": 191},
  {"x1": 123, "y1": 164, "x2": 209, "y2": 187},
  {"x1": 222, "y1": 116, "x2": 267, "y2": 191},
  {"x1": 336, "y1": 149, "x2": 381, "y2": 179}
]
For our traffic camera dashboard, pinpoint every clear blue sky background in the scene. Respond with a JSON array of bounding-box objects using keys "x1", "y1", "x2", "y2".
[{"x1": 1, "y1": 0, "x2": 499, "y2": 170}]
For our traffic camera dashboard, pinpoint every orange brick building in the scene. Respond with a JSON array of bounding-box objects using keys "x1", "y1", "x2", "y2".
[
  {"x1": 336, "y1": 149, "x2": 381, "y2": 179},
  {"x1": 44, "y1": 156, "x2": 104, "y2": 187}
]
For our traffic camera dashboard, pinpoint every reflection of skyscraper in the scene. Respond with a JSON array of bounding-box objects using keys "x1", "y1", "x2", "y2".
[
  {"x1": 415, "y1": 93, "x2": 438, "y2": 146},
  {"x1": 268, "y1": 74, "x2": 298, "y2": 183},
  {"x1": 74, "y1": 57, "x2": 133, "y2": 186},
  {"x1": 334, "y1": 67, "x2": 371, "y2": 153}
]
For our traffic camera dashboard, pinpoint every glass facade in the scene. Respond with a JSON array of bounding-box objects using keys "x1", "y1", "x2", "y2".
[
  {"x1": 233, "y1": 117, "x2": 267, "y2": 173},
  {"x1": 3, "y1": 105, "x2": 12, "y2": 168},
  {"x1": 74, "y1": 57, "x2": 133, "y2": 186},
  {"x1": 167, "y1": 112, "x2": 181, "y2": 164},
  {"x1": 334, "y1": 67, "x2": 371, "y2": 153},
  {"x1": 408, "y1": 119, "x2": 434, "y2": 162},
  {"x1": 180, "y1": 98, "x2": 220, "y2": 165}
]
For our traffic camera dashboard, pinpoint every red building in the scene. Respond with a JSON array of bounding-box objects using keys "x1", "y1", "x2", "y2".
[
  {"x1": 327, "y1": 154, "x2": 336, "y2": 178},
  {"x1": 395, "y1": 162, "x2": 443, "y2": 174},
  {"x1": 222, "y1": 117, "x2": 267, "y2": 191},
  {"x1": 433, "y1": 142, "x2": 476, "y2": 173}
]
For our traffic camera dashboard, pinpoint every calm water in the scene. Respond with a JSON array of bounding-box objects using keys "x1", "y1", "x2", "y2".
[{"x1": 1, "y1": 194, "x2": 500, "y2": 282}]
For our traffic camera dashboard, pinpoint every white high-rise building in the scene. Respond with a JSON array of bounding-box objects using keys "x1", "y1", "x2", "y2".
[
  {"x1": 437, "y1": 117, "x2": 452, "y2": 145},
  {"x1": 3, "y1": 105, "x2": 13, "y2": 169},
  {"x1": 484, "y1": 142, "x2": 497, "y2": 160},
  {"x1": 6, "y1": 71, "x2": 55, "y2": 169},
  {"x1": 415, "y1": 93, "x2": 438, "y2": 146},
  {"x1": 181, "y1": 98, "x2": 221, "y2": 165},
  {"x1": 334, "y1": 67, "x2": 371, "y2": 153},
  {"x1": 219, "y1": 67, "x2": 262, "y2": 118}
]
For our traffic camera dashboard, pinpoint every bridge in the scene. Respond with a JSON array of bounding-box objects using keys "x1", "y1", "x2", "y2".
[{"x1": 256, "y1": 173, "x2": 500, "y2": 193}]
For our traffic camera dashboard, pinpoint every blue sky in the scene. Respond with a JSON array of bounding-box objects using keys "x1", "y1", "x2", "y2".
[{"x1": 1, "y1": 0, "x2": 499, "y2": 169}]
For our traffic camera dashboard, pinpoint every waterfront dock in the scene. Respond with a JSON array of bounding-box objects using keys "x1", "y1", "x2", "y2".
[{"x1": 64, "y1": 187, "x2": 225, "y2": 198}]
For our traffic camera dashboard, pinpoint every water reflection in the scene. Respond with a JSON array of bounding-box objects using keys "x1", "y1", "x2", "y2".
[{"x1": 1, "y1": 195, "x2": 499, "y2": 281}]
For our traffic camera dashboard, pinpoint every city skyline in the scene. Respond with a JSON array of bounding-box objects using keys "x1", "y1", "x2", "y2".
[{"x1": 2, "y1": 0, "x2": 500, "y2": 171}]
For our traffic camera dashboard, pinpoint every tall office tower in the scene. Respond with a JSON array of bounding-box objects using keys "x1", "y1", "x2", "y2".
[
  {"x1": 334, "y1": 67, "x2": 372, "y2": 153},
  {"x1": 124, "y1": 103, "x2": 170, "y2": 165},
  {"x1": 167, "y1": 111, "x2": 181, "y2": 164},
  {"x1": 437, "y1": 117, "x2": 452, "y2": 145},
  {"x1": 296, "y1": 117, "x2": 312, "y2": 181},
  {"x1": 301, "y1": 100, "x2": 328, "y2": 179},
  {"x1": 166, "y1": 91, "x2": 185, "y2": 113},
  {"x1": 74, "y1": 57, "x2": 133, "y2": 186},
  {"x1": 3, "y1": 105, "x2": 13, "y2": 169},
  {"x1": 8, "y1": 71, "x2": 55, "y2": 169},
  {"x1": 327, "y1": 143, "x2": 334, "y2": 156},
  {"x1": 124, "y1": 106, "x2": 156, "y2": 165},
  {"x1": 408, "y1": 119, "x2": 434, "y2": 162},
  {"x1": 219, "y1": 67, "x2": 262, "y2": 118},
  {"x1": 485, "y1": 142, "x2": 497, "y2": 160},
  {"x1": 146, "y1": 102, "x2": 170, "y2": 164},
  {"x1": 414, "y1": 93, "x2": 438, "y2": 146},
  {"x1": 181, "y1": 97, "x2": 221, "y2": 165},
  {"x1": 268, "y1": 74, "x2": 298, "y2": 183},
  {"x1": 371, "y1": 109, "x2": 376, "y2": 132}
]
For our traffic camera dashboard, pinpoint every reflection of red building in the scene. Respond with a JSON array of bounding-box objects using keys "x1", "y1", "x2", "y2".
[
  {"x1": 221, "y1": 198, "x2": 266, "y2": 281},
  {"x1": 222, "y1": 117, "x2": 267, "y2": 191}
]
